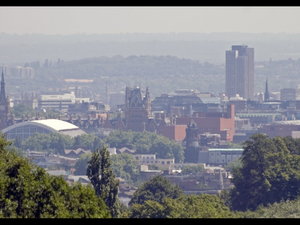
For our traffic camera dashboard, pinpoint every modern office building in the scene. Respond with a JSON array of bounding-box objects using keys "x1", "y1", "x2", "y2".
[
  {"x1": 226, "y1": 45, "x2": 254, "y2": 100},
  {"x1": 39, "y1": 92, "x2": 90, "y2": 111}
]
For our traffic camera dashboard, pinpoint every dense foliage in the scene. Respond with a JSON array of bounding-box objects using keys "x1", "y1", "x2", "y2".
[
  {"x1": 110, "y1": 153, "x2": 140, "y2": 185},
  {"x1": 74, "y1": 152, "x2": 140, "y2": 185},
  {"x1": 128, "y1": 175, "x2": 234, "y2": 218},
  {"x1": 19, "y1": 133, "x2": 103, "y2": 154},
  {"x1": 129, "y1": 176, "x2": 183, "y2": 206},
  {"x1": 240, "y1": 197, "x2": 300, "y2": 218},
  {"x1": 230, "y1": 134, "x2": 300, "y2": 211},
  {"x1": 18, "y1": 131, "x2": 183, "y2": 163},
  {"x1": 130, "y1": 194, "x2": 236, "y2": 218},
  {"x1": 0, "y1": 135, "x2": 110, "y2": 218},
  {"x1": 105, "y1": 130, "x2": 184, "y2": 163}
]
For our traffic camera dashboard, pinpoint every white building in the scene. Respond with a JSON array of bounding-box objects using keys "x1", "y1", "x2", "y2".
[{"x1": 39, "y1": 92, "x2": 90, "y2": 111}]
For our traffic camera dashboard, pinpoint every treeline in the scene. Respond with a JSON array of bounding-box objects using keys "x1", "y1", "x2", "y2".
[
  {"x1": 13, "y1": 130, "x2": 184, "y2": 185},
  {"x1": 14, "y1": 130, "x2": 185, "y2": 163},
  {"x1": 2, "y1": 133, "x2": 300, "y2": 218}
]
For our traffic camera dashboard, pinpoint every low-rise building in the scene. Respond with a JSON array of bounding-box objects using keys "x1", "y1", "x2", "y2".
[
  {"x1": 134, "y1": 154, "x2": 175, "y2": 170},
  {"x1": 198, "y1": 148, "x2": 243, "y2": 166}
]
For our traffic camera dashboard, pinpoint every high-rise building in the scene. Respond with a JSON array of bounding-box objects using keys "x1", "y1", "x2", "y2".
[
  {"x1": 225, "y1": 45, "x2": 254, "y2": 100},
  {"x1": 0, "y1": 71, "x2": 10, "y2": 130},
  {"x1": 264, "y1": 79, "x2": 270, "y2": 102}
]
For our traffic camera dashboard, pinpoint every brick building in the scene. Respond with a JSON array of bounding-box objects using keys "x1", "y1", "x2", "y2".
[
  {"x1": 157, "y1": 124, "x2": 187, "y2": 142},
  {"x1": 176, "y1": 104, "x2": 235, "y2": 142}
]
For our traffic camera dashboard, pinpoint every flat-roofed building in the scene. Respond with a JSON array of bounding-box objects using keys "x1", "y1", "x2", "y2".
[
  {"x1": 39, "y1": 92, "x2": 90, "y2": 111},
  {"x1": 260, "y1": 120, "x2": 300, "y2": 138},
  {"x1": 199, "y1": 148, "x2": 243, "y2": 165},
  {"x1": 134, "y1": 154, "x2": 175, "y2": 169}
]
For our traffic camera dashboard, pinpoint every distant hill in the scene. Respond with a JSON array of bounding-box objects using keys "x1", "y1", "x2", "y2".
[{"x1": 5, "y1": 54, "x2": 300, "y2": 99}]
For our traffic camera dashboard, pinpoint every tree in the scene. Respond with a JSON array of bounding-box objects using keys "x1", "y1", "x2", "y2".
[
  {"x1": 87, "y1": 146, "x2": 120, "y2": 218},
  {"x1": 110, "y1": 153, "x2": 140, "y2": 185},
  {"x1": 74, "y1": 152, "x2": 92, "y2": 175},
  {"x1": 0, "y1": 135, "x2": 110, "y2": 218},
  {"x1": 240, "y1": 197, "x2": 300, "y2": 218},
  {"x1": 20, "y1": 133, "x2": 73, "y2": 153},
  {"x1": 105, "y1": 130, "x2": 184, "y2": 163},
  {"x1": 129, "y1": 175, "x2": 183, "y2": 206},
  {"x1": 129, "y1": 194, "x2": 235, "y2": 218},
  {"x1": 130, "y1": 200, "x2": 166, "y2": 218},
  {"x1": 230, "y1": 134, "x2": 300, "y2": 211}
]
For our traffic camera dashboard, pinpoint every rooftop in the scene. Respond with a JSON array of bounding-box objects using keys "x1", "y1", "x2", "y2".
[
  {"x1": 31, "y1": 119, "x2": 79, "y2": 131},
  {"x1": 273, "y1": 120, "x2": 300, "y2": 126},
  {"x1": 208, "y1": 148, "x2": 244, "y2": 152}
]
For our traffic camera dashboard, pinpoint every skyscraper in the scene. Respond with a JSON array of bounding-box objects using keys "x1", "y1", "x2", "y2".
[{"x1": 225, "y1": 45, "x2": 254, "y2": 100}]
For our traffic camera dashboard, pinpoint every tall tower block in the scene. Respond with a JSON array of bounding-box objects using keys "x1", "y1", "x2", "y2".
[{"x1": 226, "y1": 45, "x2": 254, "y2": 100}]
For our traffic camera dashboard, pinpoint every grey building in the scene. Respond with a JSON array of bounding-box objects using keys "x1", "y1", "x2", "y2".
[
  {"x1": 226, "y1": 45, "x2": 254, "y2": 100},
  {"x1": 198, "y1": 148, "x2": 243, "y2": 166},
  {"x1": 280, "y1": 88, "x2": 296, "y2": 101}
]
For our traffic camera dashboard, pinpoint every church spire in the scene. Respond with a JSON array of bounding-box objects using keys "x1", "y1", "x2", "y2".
[{"x1": 264, "y1": 79, "x2": 270, "y2": 102}]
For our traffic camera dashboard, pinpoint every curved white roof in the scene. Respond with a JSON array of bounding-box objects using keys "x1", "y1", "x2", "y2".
[
  {"x1": 31, "y1": 119, "x2": 79, "y2": 131},
  {"x1": 2, "y1": 119, "x2": 82, "y2": 133}
]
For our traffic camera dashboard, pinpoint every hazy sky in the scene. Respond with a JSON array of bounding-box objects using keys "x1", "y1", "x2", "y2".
[{"x1": 1, "y1": 7, "x2": 300, "y2": 34}]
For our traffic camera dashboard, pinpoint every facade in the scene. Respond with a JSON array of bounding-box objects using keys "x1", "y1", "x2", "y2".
[
  {"x1": 125, "y1": 87, "x2": 151, "y2": 132},
  {"x1": 134, "y1": 154, "x2": 175, "y2": 170},
  {"x1": 39, "y1": 92, "x2": 90, "y2": 111},
  {"x1": 207, "y1": 148, "x2": 243, "y2": 165},
  {"x1": 157, "y1": 124, "x2": 187, "y2": 142},
  {"x1": 226, "y1": 45, "x2": 254, "y2": 100},
  {"x1": 182, "y1": 104, "x2": 235, "y2": 163},
  {"x1": 259, "y1": 120, "x2": 300, "y2": 138},
  {"x1": 2, "y1": 119, "x2": 86, "y2": 141},
  {"x1": 178, "y1": 104, "x2": 235, "y2": 142}
]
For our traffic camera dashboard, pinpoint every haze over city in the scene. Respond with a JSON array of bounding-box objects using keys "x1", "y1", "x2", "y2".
[{"x1": 1, "y1": 6, "x2": 300, "y2": 219}]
